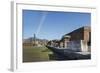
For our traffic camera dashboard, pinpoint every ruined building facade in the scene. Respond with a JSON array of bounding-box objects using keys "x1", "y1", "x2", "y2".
[{"x1": 48, "y1": 26, "x2": 91, "y2": 52}]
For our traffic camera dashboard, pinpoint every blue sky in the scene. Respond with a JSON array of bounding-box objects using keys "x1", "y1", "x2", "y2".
[{"x1": 23, "y1": 10, "x2": 91, "y2": 40}]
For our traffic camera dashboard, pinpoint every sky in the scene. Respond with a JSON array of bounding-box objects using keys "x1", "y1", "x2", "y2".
[{"x1": 23, "y1": 10, "x2": 91, "y2": 40}]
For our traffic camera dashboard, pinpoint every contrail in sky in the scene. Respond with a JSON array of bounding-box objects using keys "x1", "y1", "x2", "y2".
[{"x1": 36, "y1": 12, "x2": 48, "y2": 35}]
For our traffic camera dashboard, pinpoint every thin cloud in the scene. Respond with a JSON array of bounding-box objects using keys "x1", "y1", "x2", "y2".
[{"x1": 36, "y1": 12, "x2": 48, "y2": 35}]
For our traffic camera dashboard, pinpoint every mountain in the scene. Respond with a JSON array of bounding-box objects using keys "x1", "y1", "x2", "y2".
[{"x1": 23, "y1": 37, "x2": 48, "y2": 43}]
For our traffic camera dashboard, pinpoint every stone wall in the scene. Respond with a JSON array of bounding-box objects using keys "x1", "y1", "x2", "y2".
[
  {"x1": 67, "y1": 40, "x2": 81, "y2": 52},
  {"x1": 66, "y1": 26, "x2": 91, "y2": 42},
  {"x1": 67, "y1": 40, "x2": 89, "y2": 52}
]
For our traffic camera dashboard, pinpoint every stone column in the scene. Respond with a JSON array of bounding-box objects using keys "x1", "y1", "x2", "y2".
[{"x1": 81, "y1": 40, "x2": 88, "y2": 52}]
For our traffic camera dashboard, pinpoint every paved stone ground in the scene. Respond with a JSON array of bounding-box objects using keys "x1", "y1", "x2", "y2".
[{"x1": 46, "y1": 46, "x2": 91, "y2": 60}]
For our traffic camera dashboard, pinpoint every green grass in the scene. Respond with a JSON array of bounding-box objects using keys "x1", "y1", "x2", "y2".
[{"x1": 23, "y1": 46, "x2": 53, "y2": 62}]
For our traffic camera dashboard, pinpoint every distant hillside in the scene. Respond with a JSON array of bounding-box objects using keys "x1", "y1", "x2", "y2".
[{"x1": 23, "y1": 37, "x2": 48, "y2": 43}]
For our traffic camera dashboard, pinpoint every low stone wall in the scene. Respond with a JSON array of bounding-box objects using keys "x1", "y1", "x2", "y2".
[
  {"x1": 67, "y1": 40, "x2": 81, "y2": 52},
  {"x1": 46, "y1": 46, "x2": 91, "y2": 60},
  {"x1": 67, "y1": 40, "x2": 89, "y2": 52}
]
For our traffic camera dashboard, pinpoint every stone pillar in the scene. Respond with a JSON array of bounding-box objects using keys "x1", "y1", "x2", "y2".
[
  {"x1": 63, "y1": 36, "x2": 70, "y2": 48},
  {"x1": 33, "y1": 34, "x2": 36, "y2": 46},
  {"x1": 81, "y1": 40, "x2": 88, "y2": 52},
  {"x1": 64, "y1": 39, "x2": 67, "y2": 48},
  {"x1": 60, "y1": 41, "x2": 63, "y2": 48}
]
